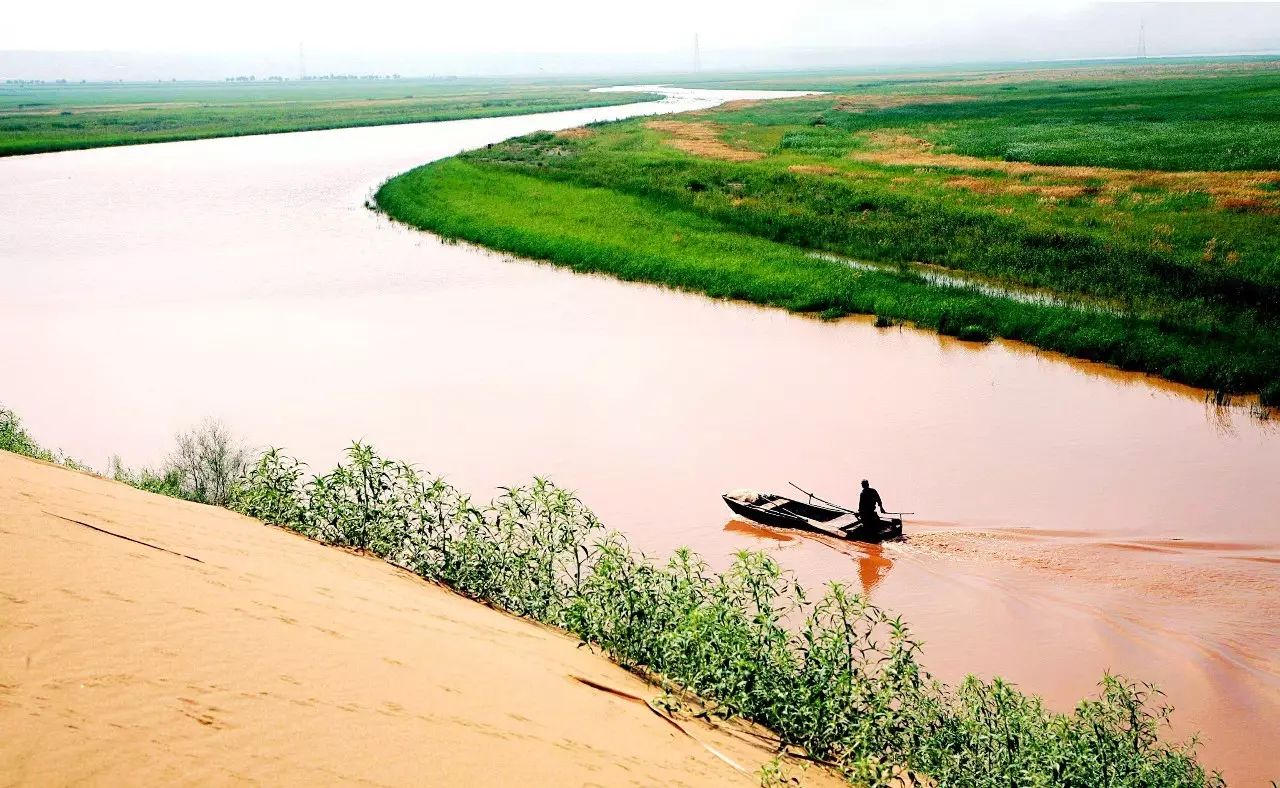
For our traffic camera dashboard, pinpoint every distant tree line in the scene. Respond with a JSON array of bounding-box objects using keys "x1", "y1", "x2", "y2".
[{"x1": 222, "y1": 73, "x2": 406, "y2": 82}]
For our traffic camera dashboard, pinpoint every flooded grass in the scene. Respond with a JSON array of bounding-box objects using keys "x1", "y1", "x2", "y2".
[{"x1": 377, "y1": 61, "x2": 1280, "y2": 401}]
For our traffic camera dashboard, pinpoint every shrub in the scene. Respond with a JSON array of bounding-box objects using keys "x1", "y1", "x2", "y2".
[
  {"x1": 228, "y1": 448, "x2": 308, "y2": 531},
  {"x1": 955, "y1": 324, "x2": 993, "y2": 342},
  {"x1": 108, "y1": 455, "x2": 192, "y2": 500},
  {"x1": 163, "y1": 420, "x2": 249, "y2": 505},
  {"x1": 0, "y1": 407, "x2": 50, "y2": 460},
  {"x1": 0, "y1": 406, "x2": 87, "y2": 469}
]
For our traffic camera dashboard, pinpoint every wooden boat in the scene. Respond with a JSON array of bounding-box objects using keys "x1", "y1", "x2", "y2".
[{"x1": 722, "y1": 486, "x2": 903, "y2": 543}]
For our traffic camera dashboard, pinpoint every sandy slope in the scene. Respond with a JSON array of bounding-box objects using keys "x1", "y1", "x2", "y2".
[{"x1": 0, "y1": 452, "x2": 842, "y2": 787}]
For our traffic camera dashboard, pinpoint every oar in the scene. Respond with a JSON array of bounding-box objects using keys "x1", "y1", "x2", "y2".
[
  {"x1": 788, "y1": 482, "x2": 914, "y2": 519},
  {"x1": 788, "y1": 481, "x2": 858, "y2": 515}
]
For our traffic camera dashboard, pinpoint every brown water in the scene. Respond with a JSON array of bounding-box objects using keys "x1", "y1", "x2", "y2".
[{"x1": 2, "y1": 89, "x2": 1277, "y2": 783}]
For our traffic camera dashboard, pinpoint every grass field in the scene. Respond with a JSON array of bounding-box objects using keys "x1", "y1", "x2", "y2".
[
  {"x1": 377, "y1": 59, "x2": 1280, "y2": 402},
  {"x1": 0, "y1": 78, "x2": 659, "y2": 156}
]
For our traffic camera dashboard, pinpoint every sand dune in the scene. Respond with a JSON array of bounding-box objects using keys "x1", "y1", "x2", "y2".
[{"x1": 0, "y1": 452, "x2": 842, "y2": 787}]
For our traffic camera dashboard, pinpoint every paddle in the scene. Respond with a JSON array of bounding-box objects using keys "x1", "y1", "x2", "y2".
[
  {"x1": 787, "y1": 482, "x2": 913, "y2": 519},
  {"x1": 788, "y1": 481, "x2": 858, "y2": 515}
]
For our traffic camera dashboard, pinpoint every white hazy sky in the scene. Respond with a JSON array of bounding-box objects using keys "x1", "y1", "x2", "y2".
[
  {"x1": 0, "y1": 0, "x2": 1218, "y2": 52},
  {"x1": 3, "y1": 1, "x2": 1278, "y2": 78}
]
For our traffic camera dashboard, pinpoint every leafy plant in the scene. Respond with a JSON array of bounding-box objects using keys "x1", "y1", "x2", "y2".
[
  {"x1": 0, "y1": 406, "x2": 49, "y2": 459},
  {"x1": 0, "y1": 406, "x2": 88, "y2": 469}
]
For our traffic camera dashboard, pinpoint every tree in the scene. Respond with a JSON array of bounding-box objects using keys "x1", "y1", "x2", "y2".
[{"x1": 165, "y1": 420, "x2": 249, "y2": 505}]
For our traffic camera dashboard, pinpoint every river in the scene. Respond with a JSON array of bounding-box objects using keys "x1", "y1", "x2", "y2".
[{"x1": 1, "y1": 87, "x2": 1277, "y2": 783}]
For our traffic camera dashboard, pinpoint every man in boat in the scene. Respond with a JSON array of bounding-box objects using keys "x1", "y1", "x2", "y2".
[{"x1": 853, "y1": 479, "x2": 887, "y2": 530}]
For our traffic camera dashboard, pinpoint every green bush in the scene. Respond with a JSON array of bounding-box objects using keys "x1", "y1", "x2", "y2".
[
  {"x1": 0, "y1": 406, "x2": 87, "y2": 469},
  {"x1": 0, "y1": 407, "x2": 49, "y2": 460},
  {"x1": 956, "y1": 324, "x2": 994, "y2": 342}
]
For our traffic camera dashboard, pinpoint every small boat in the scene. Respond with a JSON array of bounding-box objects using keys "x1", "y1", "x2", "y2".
[{"x1": 722, "y1": 484, "x2": 903, "y2": 543}]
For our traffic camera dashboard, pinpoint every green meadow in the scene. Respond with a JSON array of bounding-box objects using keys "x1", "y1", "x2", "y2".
[
  {"x1": 0, "y1": 78, "x2": 659, "y2": 156},
  {"x1": 377, "y1": 60, "x2": 1280, "y2": 403}
]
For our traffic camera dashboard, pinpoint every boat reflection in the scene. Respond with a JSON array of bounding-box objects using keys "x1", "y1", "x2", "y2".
[
  {"x1": 722, "y1": 519, "x2": 795, "y2": 542},
  {"x1": 721, "y1": 519, "x2": 894, "y2": 596},
  {"x1": 855, "y1": 543, "x2": 893, "y2": 596}
]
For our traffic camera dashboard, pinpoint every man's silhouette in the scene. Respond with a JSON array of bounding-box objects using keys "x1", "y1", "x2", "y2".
[{"x1": 856, "y1": 479, "x2": 886, "y2": 527}]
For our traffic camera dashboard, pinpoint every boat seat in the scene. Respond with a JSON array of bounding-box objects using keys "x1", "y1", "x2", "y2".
[
  {"x1": 759, "y1": 499, "x2": 790, "y2": 511},
  {"x1": 827, "y1": 514, "x2": 860, "y2": 530}
]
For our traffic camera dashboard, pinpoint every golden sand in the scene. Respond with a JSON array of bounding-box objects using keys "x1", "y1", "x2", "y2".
[{"x1": 0, "y1": 452, "x2": 841, "y2": 786}]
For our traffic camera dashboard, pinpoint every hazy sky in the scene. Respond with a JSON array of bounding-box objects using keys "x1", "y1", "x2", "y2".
[
  {"x1": 3, "y1": 0, "x2": 1101, "y2": 53},
  {"x1": 3, "y1": 1, "x2": 1278, "y2": 78}
]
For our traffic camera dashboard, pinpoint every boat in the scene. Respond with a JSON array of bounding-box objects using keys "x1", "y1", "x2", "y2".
[{"x1": 722, "y1": 484, "x2": 904, "y2": 543}]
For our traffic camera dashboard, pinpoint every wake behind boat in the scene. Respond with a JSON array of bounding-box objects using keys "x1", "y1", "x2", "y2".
[{"x1": 723, "y1": 484, "x2": 904, "y2": 543}]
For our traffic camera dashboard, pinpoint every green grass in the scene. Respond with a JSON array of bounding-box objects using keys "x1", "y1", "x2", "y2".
[
  {"x1": 721, "y1": 69, "x2": 1280, "y2": 171},
  {"x1": 0, "y1": 78, "x2": 659, "y2": 156},
  {"x1": 377, "y1": 60, "x2": 1280, "y2": 401}
]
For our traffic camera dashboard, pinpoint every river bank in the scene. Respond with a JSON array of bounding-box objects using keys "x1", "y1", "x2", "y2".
[
  {"x1": 375, "y1": 65, "x2": 1280, "y2": 400},
  {"x1": 0, "y1": 78, "x2": 663, "y2": 156}
]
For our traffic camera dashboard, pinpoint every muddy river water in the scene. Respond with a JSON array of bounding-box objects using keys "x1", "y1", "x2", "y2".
[{"x1": 2, "y1": 88, "x2": 1277, "y2": 782}]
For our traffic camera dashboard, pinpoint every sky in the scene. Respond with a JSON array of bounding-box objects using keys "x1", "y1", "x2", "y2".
[
  {"x1": 2, "y1": 1, "x2": 1278, "y2": 79},
  {"x1": 5, "y1": 0, "x2": 1097, "y2": 53}
]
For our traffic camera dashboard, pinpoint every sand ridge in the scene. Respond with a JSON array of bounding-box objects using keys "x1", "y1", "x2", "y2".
[{"x1": 0, "y1": 452, "x2": 844, "y2": 787}]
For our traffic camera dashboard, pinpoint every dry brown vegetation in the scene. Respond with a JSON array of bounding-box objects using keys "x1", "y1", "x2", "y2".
[
  {"x1": 697, "y1": 98, "x2": 763, "y2": 113},
  {"x1": 555, "y1": 126, "x2": 594, "y2": 140},
  {"x1": 943, "y1": 176, "x2": 1090, "y2": 200},
  {"x1": 832, "y1": 94, "x2": 979, "y2": 113},
  {"x1": 645, "y1": 120, "x2": 766, "y2": 162},
  {"x1": 788, "y1": 164, "x2": 842, "y2": 176},
  {"x1": 852, "y1": 130, "x2": 1280, "y2": 210}
]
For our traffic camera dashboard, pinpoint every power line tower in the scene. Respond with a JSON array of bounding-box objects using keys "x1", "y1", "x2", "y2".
[
  {"x1": 693, "y1": 33, "x2": 701, "y2": 73},
  {"x1": 1137, "y1": 21, "x2": 1147, "y2": 58},
  {"x1": 298, "y1": 42, "x2": 306, "y2": 80}
]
